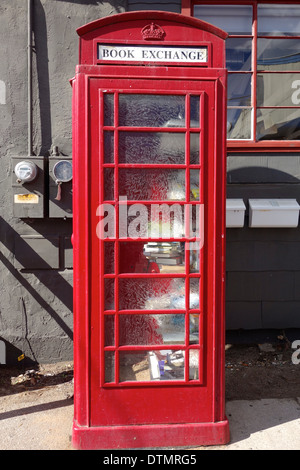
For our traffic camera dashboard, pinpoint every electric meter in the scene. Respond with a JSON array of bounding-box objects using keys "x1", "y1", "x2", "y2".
[
  {"x1": 14, "y1": 161, "x2": 38, "y2": 183},
  {"x1": 53, "y1": 160, "x2": 73, "y2": 183}
]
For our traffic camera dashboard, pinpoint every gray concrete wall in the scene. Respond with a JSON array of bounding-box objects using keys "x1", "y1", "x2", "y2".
[
  {"x1": 226, "y1": 153, "x2": 300, "y2": 330},
  {"x1": 0, "y1": 0, "x2": 126, "y2": 365},
  {"x1": 128, "y1": 0, "x2": 181, "y2": 12},
  {"x1": 1, "y1": 0, "x2": 299, "y2": 365}
]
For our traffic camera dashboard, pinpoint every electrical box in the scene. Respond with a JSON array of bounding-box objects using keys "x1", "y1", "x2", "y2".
[
  {"x1": 12, "y1": 156, "x2": 44, "y2": 218},
  {"x1": 14, "y1": 235, "x2": 60, "y2": 270},
  {"x1": 226, "y1": 199, "x2": 246, "y2": 228},
  {"x1": 249, "y1": 199, "x2": 300, "y2": 228},
  {"x1": 49, "y1": 157, "x2": 73, "y2": 218}
]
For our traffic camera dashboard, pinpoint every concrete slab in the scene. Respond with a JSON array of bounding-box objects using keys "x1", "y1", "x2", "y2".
[{"x1": 1, "y1": 388, "x2": 300, "y2": 450}]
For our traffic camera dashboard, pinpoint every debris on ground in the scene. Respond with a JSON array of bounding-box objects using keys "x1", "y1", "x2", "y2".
[{"x1": 0, "y1": 361, "x2": 73, "y2": 398}]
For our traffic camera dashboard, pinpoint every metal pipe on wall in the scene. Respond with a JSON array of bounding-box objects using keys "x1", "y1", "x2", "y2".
[{"x1": 28, "y1": 0, "x2": 33, "y2": 156}]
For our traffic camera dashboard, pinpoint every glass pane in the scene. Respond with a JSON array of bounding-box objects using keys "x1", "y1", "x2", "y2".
[
  {"x1": 119, "y1": 169, "x2": 185, "y2": 201},
  {"x1": 119, "y1": 314, "x2": 185, "y2": 345},
  {"x1": 104, "y1": 242, "x2": 114, "y2": 273},
  {"x1": 228, "y1": 73, "x2": 251, "y2": 106},
  {"x1": 123, "y1": 204, "x2": 185, "y2": 239},
  {"x1": 119, "y1": 94, "x2": 185, "y2": 127},
  {"x1": 227, "y1": 108, "x2": 252, "y2": 140},
  {"x1": 257, "y1": 73, "x2": 300, "y2": 107},
  {"x1": 258, "y1": 39, "x2": 300, "y2": 71},
  {"x1": 190, "y1": 170, "x2": 199, "y2": 201},
  {"x1": 104, "y1": 279, "x2": 115, "y2": 310},
  {"x1": 104, "y1": 315, "x2": 115, "y2": 346},
  {"x1": 119, "y1": 350, "x2": 185, "y2": 382},
  {"x1": 119, "y1": 241, "x2": 185, "y2": 274},
  {"x1": 104, "y1": 168, "x2": 114, "y2": 200},
  {"x1": 256, "y1": 108, "x2": 300, "y2": 140},
  {"x1": 105, "y1": 351, "x2": 115, "y2": 383},
  {"x1": 188, "y1": 204, "x2": 203, "y2": 239},
  {"x1": 189, "y1": 314, "x2": 199, "y2": 344},
  {"x1": 226, "y1": 38, "x2": 252, "y2": 71},
  {"x1": 190, "y1": 133, "x2": 200, "y2": 164},
  {"x1": 189, "y1": 350, "x2": 199, "y2": 380},
  {"x1": 194, "y1": 5, "x2": 252, "y2": 35},
  {"x1": 104, "y1": 94, "x2": 114, "y2": 126},
  {"x1": 119, "y1": 131, "x2": 185, "y2": 164},
  {"x1": 104, "y1": 131, "x2": 114, "y2": 163},
  {"x1": 189, "y1": 249, "x2": 200, "y2": 274},
  {"x1": 258, "y1": 5, "x2": 300, "y2": 36},
  {"x1": 190, "y1": 278, "x2": 200, "y2": 310},
  {"x1": 119, "y1": 278, "x2": 185, "y2": 310},
  {"x1": 190, "y1": 96, "x2": 200, "y2": 127}
]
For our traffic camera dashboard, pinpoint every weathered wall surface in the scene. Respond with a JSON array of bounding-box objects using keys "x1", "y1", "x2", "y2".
[
  {"x1": 0, "y1": 0, "x2": 126, "y2": 365},
  {"x1": 1, "y1": 0, "x2": 299, "y2": 365},
  {"x1": 226, "y1": 153, "x2": 300, "y2": 330}
]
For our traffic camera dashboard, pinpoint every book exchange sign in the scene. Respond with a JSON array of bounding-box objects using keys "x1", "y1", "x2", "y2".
[{"x1": 98, "y1": 44, "x2": 208, "y2": 64}]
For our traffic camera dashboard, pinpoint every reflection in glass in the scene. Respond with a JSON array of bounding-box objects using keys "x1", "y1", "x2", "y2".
[
  {"x1": 119, "y1": 350, "x2": 185, "y2": 381},
  {"x1": 119, "y1": 241, "x2": 185, "y2": 274},
  {"x1": 189, "y1": 350, "x2": 199, "y2": 380},
  {"x1": 119, "y1": 278, "x2": 185, "y2": 310},
  {"x1": 190, "y1": 96, "x2": 200, "y2": 127},
  {"x1": 257, "y1": 73, "x2": 300, "y2": 107},
  {"x1": 190, "y1": 170, "x2": 199, "y2": 201},
  {"x1": 104, "y1": 168, "x2": 114, "y2": 200},
  {"x1": 104, "y1": 94, "x2": 114, "y2": 126},
  {"x1": 124, "y1": 204, "x2": 185, "y2": 239},
  {"x1": 227, "y1": 108, "x2": 252, "y2": 140},
  {"x1": 256, "y1": 108, "x2": 300, "y2": 141},
  {"x1": 190, "y1": 249, "x2": 200, "y2": 274},
  {"x1": 119, "y1": 314, "x2": 185, "y2": 345},
  {"x1": 104, "y1": 279, "x2": 114, "y2": 310},
  {"x1": 190, "y1": 278, "x2": 200, "y2": 310},
  {"x1": 105, "y1": 351, "x2": 115, "y2": 383},
  {"x1": 104, "y1": 315, "x2": 115, "y2": 346},
  {"x1": 119, "y1": 131, "x2": 185, "y2": 164},
  {"x1": 226, "y1": 38, "x2": 252, "y2": 72},
  {"x1": 258, "y1": 5, "x2": 300, "y2": 36},
  {"x1": 228, "y1": 73, "x2": 251, "y2": 106},
  {"x1": 119, "y1": 94, "x2": 185, "y2": 127},
  {"x1": 104, "y1": 242, "x2": 114, "y2": 274},
  {"x1": 189, "y1": 314, "x2": 199, "y2": 344},
  {"x1": 194, "y1": 5, "x2": 252, "y2": 34},
  {"x1": 119, "y1": 168, "x2": 185, "y2": 200},
  {"x1": 104, "y1": 131, "x2": 114, "y2": 163},
  {"x1": 190, "y1": 133, "x2": 200, "y2": 164},
  {"x1": 258, "y1": 39, "x2": 300, "y2": 71}
]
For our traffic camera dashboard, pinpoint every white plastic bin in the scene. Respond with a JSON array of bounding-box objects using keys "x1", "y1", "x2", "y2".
[
  {"x1": 249, "y1": 199, "x2": 300, "y2": 228},
  {"x1": 226, "y1": 199, "x2": 246, "y2": 228}
]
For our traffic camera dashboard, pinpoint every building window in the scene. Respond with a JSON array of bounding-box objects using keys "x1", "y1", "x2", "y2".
[{"x1": 192, "y1": 2, "x2": 300, "y2": 149}]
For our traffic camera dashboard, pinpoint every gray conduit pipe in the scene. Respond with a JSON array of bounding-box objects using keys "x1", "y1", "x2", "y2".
[{"x1": 28, "y1": 0, "x2": 33, "y2": 156}]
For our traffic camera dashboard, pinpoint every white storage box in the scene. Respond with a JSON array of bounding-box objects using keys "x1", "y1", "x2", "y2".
[
  {"x1": 226, "y1": 199, "x2": 246, "y2": 228},
  {"x1": 249, "y1": 199, "x2": 300, "y2": 228}
]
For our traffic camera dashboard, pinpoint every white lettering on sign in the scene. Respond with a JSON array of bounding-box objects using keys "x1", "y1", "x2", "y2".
[{"x1": 98, "y1": 44, "x2": 208, "y2": 64}]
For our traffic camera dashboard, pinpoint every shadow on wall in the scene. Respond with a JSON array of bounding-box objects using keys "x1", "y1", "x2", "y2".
[
  {"x1": 54, "y1": 0, "x2": 126, "y2": 13},
  {"x1": 33, "y1": 0, "x2": 126, "y2": 156},
  {"x1": 0, "y1": 216, "x2": 73, "y2": 365},
  {"x1": 227, "y1": 165, "x2": 300, "y2": 185},
  {"x1": 34, "y1": 0, "x2": 52, "y2": 157}
]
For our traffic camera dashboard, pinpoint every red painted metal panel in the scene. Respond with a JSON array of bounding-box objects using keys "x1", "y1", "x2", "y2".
[{"x1": 72, "y1": 11, "x2": 228, "y2": 449}]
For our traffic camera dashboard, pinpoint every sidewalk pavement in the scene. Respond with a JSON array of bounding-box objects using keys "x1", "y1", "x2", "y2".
[{"x1": 0, "y1": 380, "x2": 299, "y2": 450}]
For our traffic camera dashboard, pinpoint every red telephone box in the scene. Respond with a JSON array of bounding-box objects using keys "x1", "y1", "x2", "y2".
[{"x1": 72, "y1": 11, "x2": 229, "y2": 449}]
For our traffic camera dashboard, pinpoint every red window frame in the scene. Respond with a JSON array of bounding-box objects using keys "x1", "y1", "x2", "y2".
[
  {"x1": 99, "y1": 87, "x2": 205, "y2": 387},
  {"x1": 182, "y1": 0, "x2": 300, "y2": 152}
]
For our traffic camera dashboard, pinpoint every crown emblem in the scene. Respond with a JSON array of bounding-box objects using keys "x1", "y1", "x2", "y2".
[{"x1": 141, "y1": 23, "x2": 165, "y2": 41}]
